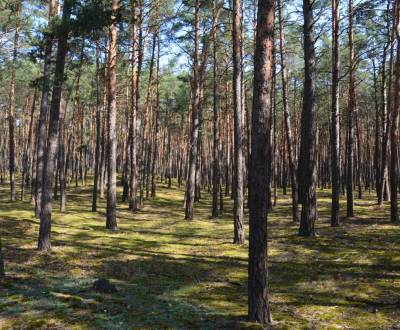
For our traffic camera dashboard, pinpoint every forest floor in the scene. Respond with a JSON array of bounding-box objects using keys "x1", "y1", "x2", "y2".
[{"x1": 0, "y1": 181, "x2": 399, "y2": 330}]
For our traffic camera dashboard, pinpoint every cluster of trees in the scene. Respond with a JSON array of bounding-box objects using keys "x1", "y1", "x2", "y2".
[{"x1": 0, "y1": 0, "x2": 399, "y2": 323}]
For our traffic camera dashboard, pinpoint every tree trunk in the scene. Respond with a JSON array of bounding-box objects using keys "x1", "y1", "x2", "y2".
[
  {"x1": 232, "y1": 0, "x2": 245, "y2": 244},
  {"x1": 331, "y1": 0, "x2": 340, "y2": 226},
  {"x1": 298, "y1": 0, "x2": 318, "y2": 237},
  {"x1": 390, "y1": 0, "x2": 400, "y2": 223},
  {"x1": 278, "y1": 0, "x2": 298, "y2": 222},
  {"x1": 212, "y1": 5, "x2": 220, "y2": 219},
  {"x1": 8, "y1": 2, "x2": 20, "y2": 202},
  {"x1": 92, "y1": 39, "x2": 101, "y2": 212},
  {"x1": 38, "y1": 0, "x2": 72, "y2": 251},
  {"x1": 21, "y1": 88, "x2": 37, "y2": 201},
  {"x1": 185, "y1": 0, "x2": 200, "y2": 220},
  {"x1": 106, "y1": 0, "x2": 119, "y2": 231},
  {"x1": 35, "y1": 0, "x2": 58, "y2": 217},
  {"x1": 346, "y1": 0, "x2": 355, "y2": 218},
  {"x1": 248, "y1": 0, "x2": 273, "y2": 323}
]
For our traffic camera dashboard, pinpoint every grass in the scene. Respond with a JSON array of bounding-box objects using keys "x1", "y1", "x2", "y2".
[{"x1": 0, "y1": 180, "x2": 399, "y2": 329}]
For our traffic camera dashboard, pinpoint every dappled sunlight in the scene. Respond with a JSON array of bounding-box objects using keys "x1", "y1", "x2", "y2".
[{"x1": 0, "y1": 183, "x2": 399, "y2": 329}]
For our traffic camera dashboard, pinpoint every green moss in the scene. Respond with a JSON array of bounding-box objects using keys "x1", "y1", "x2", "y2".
[{"x1": 0, "y1": 182, "x2": 399, "y2": 329}]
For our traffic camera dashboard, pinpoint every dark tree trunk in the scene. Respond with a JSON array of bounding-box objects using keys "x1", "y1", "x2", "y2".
[
  {"x1": 248, "y1": 0, "x2": 273, "y2": 323},
  {"x1": 21, "y1": 88, "x2": 37, "y2": 201},
  {"x1": 298, "y1": 0, "x2": 318, "y2": 237},
  {"x1": 212, "y1": 7, "x2": 220, "y2": 219},
  {"x1": 390, "y1": 1, "x2": 400, "y2": 223},
  {"x1": 346, "y1": 0, "x2": 355, "y2": 218},
  {"x1": 36, "y1": 0, "x2": 58, "y2": 218},
  {"x1": 8, "y1": 2, "x2": 20, "y2": 202},
  {"x1": 151, "y1": 34, "x2": 161, "y2": 198},
  {"x1": 129, "y1": 0, "x2": 141, "y2": 211},
  {"x1": 92, "y1": 39, "x2": 101, "y2": 212},
  {"x1": 232, "y1": 0, "x2": 245, "y2": 244},
  {"x1": 106, "y1": 0, "x2": 119, "y2": 231},
  {"x1": 185, "y1": 0, "x2": 201, "y2": 220},
  {"x1": 331, "y1": 0, "x2": 340, "y2": 226},
  {"x1": 38, "y1": 0, "x2": 72, "y2": 251}
]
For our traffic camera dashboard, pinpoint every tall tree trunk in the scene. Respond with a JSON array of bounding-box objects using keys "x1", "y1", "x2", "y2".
[
  {"x1": 38, "y1": 0, "x2": 72, "y2": 251},
  {"x1": 212, "y1": 4, "x2": 220, "y2": 219},
  {"x1": 21, "y1": 88, "x2": 37, "y2": 201},
  {"x1": 35, "y1": 0, "x2": 58, "y2": 217},
  {"x1": 129, "y1": 0, "x2": 141, "y2": 211},
  {"x1": 298, "y1": 0, "x2": 318, "y2": 237},
  {"x1": 151, "y1": 33, "x2": 161, "y2": 198},
  {"x1": 106, "y1": 0, "x2": 119, "y2": 231},
  {"x1": 8, "y1": 1, "x2": 20, "y2": 202},
  {"x1": 92, "y1": 39, "x2": 101, "y2": 212},
  {"x1": 248, "y1": 0, "x2": 273, "y2": 323},
  {"x1": 232, "y1": 0, "x2": 245, "y2": 244},
  {"x1": 390, "y1": 0, "x2": 400, "y2": 223},
  {"x1": 346, "y1": 0, "x2": 355, "y2": 218},
  {"x1": 378, "y1": 4, "x2": 391, "y2": 205},
  {"x1": 331, "y1": 0, "x2": 340, "y2": 226},
  {"x1": 278, "y1": 0, "x2": 298, "y2": 222},
  {"x1": 184, "y1": 0, "x2": 200, "y2": 220}
]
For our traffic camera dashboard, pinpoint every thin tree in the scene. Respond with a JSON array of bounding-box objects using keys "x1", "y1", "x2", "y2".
[
  {"x1": 346, "y1": 0, "x2": 355, "y2": 218},
  {"x1": 106, "y1": 0, "x2": 119, "y2": 230},
  {"x1": 232, "y1": 0, "x2": 245, "y2": 244},
  {"x1": 92, "y1": 38, "x2": 101, "y2": 212},
  {"x1": 278, "y1": 0, "x2": 298, "y2": 222},
  {"x1": 248, "y1": 0, "x2": 273, "y2": 323},
  {"x1": 331, "y1": 0, "x2": 340, "y2": 226},
  {"x1": 129, "y1": 0, "x2": 139, "y2": 211},
  {"x1": 185, "y1": 0, "x2": 201, "y2": 220},
  {"x1": 8, "y1": 1, "x2": 21, "y2": 202},
  {"x1": 212, "y1": 1, "x2": 220, "y2": 219},
  {"x1": 390, "y1": 0, "x2": 400, "y2": 223}
]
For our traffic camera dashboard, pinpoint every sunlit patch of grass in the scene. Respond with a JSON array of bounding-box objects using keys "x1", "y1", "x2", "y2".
[{"x1": 0, "y1": 180, "x2": 399, "y2": 329}]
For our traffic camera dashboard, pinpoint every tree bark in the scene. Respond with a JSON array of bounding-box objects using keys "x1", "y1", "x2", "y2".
[
  {"x1": 38, "y1": 0, "x2": 72, "y2": 251},
  {"x1": 92, "y1": 39, "x2": 101, "y2": 212},
  {"x1": 212, "y1": 4, "x2": 220, "y2": 219},
  {"x1": 8, "y1": 1, "x2": 21, "y2": 202},
  {"x1": 278, "y1": 0, "x2": 298, "y2": 223},
  {"x1": 390, "y1": 0, "x2": 400, "y2": 223},
  {"x1": 232, "y1": 0, "x2": 245, "y2": 244},
  {"x1": 298, "y1": 0, "x2": 318, "y2": 237},
  {"x1": 21, "y1": 88, "x2": 37, "y2": 201},
  {"x1": 346, "y1": 0, "x2": 355, "y2": 218},
  {"x1": 35, "y1": 0, "x2": 58, "y2": 217},
  {"x1": 248, "y1": 0, "x2": 273, "y2": 323},
  {"x1": 331, "y1": 0, "x2": 340, "y2": 226},
  {"x1": 106, "y1": 0, "x2": 119, "y2": 231}
]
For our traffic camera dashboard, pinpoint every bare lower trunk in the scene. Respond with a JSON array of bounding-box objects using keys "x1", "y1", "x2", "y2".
[
  {"x1": 390, "y1": 3, "x2": 400, "y2": 223},
  {"x1": 298, "y1": 0, "x2": 318, "y2": 237},
  {"x1": 36, "y1": 0, "x2": 58, "y2": 217},
  {"x1": 248, "y1": 0, "x2": 273, "y2": 323},
  {"x1": 38, "y1": 0, "x2": 71, "y2": 251},
  {"x1": 330, "y1": 0, "x2": 340, "y2": 226},
  {"x1": 232, "y1": 0, "x2": 245, "y2": 244},
  {"x1": 8, "y1": 2, "x2": 20, "y2": 202},
  {"x1": 106, "y1": 0, "x2": 119, "y2": 231}
]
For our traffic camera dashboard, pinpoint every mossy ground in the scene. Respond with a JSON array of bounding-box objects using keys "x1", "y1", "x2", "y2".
[{"x1": 0, "y1": 180, "x2": 399, "y2": 329}]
